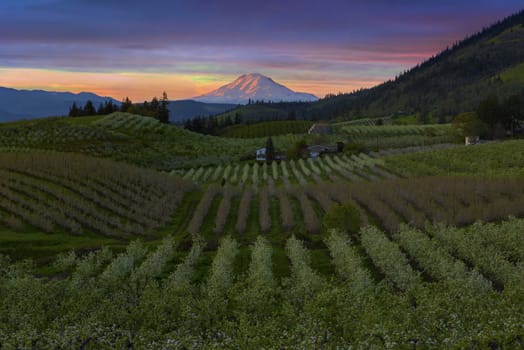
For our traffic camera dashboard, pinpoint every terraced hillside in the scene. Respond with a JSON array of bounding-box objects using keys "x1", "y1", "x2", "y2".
[
  {"x1": 179, "y1": 153, "x2": 392, "y2": 185},
  {"x1": 0, "y1": 113, "x2": 263, "y2": 169},
  {"x1": 0, "y1": 113, "x2": 454, "y2": 169},
  {"x1": 0, "y1": 152, "x2": 194, "y2": 260},
  {"x1": 0, "y1": 136, "x2": 523, "y2": 348},
  {"x1": 175, "y1": 176, "x2": 524, "y2": 242},
  {"x1": 386, "y1": 139, "x2": 524, "y2": 177},
  {"x1": 0, "y1": 220, "x2": 522, "y2": 348}
]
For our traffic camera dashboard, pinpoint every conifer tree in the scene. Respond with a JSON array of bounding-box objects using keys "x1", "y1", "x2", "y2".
[
  {"x1": 266, "y1": 137, "x2": 275, "y2": 163},
  {"x1": 121, "y1": 97, "x2": 132, "y2": 112},
  {"x1": 68, "y1": 102, "x2": 80, "y2": 117},
  {"x1": 158, "y1": 91, "x2": 170, "y2": 124},
  {"x1": 83, "y1": 100, "x2": 96, "y2": 116}
]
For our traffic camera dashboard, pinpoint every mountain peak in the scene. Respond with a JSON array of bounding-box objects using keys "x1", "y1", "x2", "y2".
[
  {"x1": 193, "y1": 73, "x2": 318, "y2": 104},
  {"x1": 237, "y1": 73, "x2": 270, "y2": 80}
]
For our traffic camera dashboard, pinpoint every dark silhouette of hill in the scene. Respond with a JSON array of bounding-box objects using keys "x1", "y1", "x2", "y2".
[
  {"x1": 0, "y1": 87, "x2": 118, "y2": 121},
  {"x1": 168, "y1": 100, "x2": 236, "y2": 123}
]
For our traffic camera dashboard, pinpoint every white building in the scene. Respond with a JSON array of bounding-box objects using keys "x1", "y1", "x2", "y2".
[
  {"x1": 465, "y1": 136, "x2": 479, "y2": 145},
  {"x1": 256, "y1": 147, "x2": 266, "y2": 161}
]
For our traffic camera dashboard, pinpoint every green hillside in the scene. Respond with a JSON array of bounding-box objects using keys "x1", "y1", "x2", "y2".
[
  {"x1": 1, "y1": 112, "x2": 455, "y2": 171},
  {"x1": 0, "y1": 113, "x2": 271, "y2": 169},
  {"x1": 500, "y1": 61, "x2": 524, "y2": 84}
]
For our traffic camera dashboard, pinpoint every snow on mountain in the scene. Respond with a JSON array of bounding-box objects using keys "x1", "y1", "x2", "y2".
[{"x1": 193, "y1": 73, "x2": 318, "y2": 104}]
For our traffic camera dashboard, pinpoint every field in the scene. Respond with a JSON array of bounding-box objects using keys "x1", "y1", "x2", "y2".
[{"x1": 0, "y1": 114, "x2": 523, "y2": 348}]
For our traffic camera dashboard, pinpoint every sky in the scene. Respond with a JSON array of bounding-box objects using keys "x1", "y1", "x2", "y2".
[{"x1": 0, "y1": 0, "x2": 522, "y2": 101}]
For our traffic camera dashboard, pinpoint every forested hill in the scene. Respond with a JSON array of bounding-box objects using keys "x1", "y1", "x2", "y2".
[
  {"x1": 217, "y1": 9, "x2": 524, "y2": 122},
  {"x1": 320, "y1": 9, "x2": 524, "y2": 120}
]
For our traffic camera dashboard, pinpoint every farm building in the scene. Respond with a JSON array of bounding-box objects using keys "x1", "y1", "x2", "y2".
[
  {"x1": 256, "y1": 147, "x2": 266, "y2": 161},
  {"x1": 308, "y1": 123, "x2": 333, "y2": 135},
  {"x1": 465, "y1": 136, "x2": 479, "y2": 145},
  {"x1": 307, "y1": 144, "x2": 338, "y2": 158},
  {"x1": 256, "y1": 147, "x2": 285, "y2": 161}
]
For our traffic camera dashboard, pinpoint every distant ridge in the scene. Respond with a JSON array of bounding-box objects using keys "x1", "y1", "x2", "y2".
[
  {"x1": 0, "y1": 87, "x2": 118, "y2": 121},
  {"x1": 0, "y1": 86, "x2": 239, "y2": 123},
  {"x1": 168, "y1": 100, "x2": 236, "y2": 123},
  {"x1": 193, "y1": 73, "x2": 318, "y2": 104}
]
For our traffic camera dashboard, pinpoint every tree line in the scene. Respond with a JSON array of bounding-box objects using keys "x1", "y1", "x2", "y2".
[
  {"x1": 68, "y1": 100, "x2": 119, "y2": 117},
  {"x1": 184, "y1": 109, "x2": 303, "y2": 135},
  {"x1": 183, "y1": 112, "x2": 243, "y2": 135},
  {"x1": 453, "y1": 94, "x2": 523, "y2": 139},
  {"x1": 69, "y1": 92, "x2": 170, "y2": 124}
]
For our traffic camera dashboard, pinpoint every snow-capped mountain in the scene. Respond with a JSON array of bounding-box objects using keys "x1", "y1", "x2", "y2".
[{"x1": 193, "y1": 73, "x2": 318, "y2": 104}]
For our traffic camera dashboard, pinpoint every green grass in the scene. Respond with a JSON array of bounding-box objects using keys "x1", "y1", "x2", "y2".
[
  {"x1": 500, "y1": 62, "x2": 524, "y2": 84},
  {"x1": 487, "y1": 24, "x2": 524, "y2": 44},
  {"x1": 392, "y1": 115, "x2": 418, "y2": 125},
  {"x1": 61, "y1": 115, "x2": 104, "y2": 125},
  {"x1": 0, "y1": 228, "x2": 123, "y2": 264}
]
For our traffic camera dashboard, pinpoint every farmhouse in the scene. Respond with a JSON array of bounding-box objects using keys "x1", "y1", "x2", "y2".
[
  {"x1": 465, "y1": 136, "x2": 479, "y2": 145},
  {"x1": 307, "y1": 144, "x2": 338, "y2": 158},
  {"x1": 256, "y1": 147, "x2": 266, "y2": 161},
  {"x1": 308, "y1": 123, "x2": 333, "y2": 135},
  {"x1": 256, "y1": 147, "x2": 285, "y2": 161}
]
